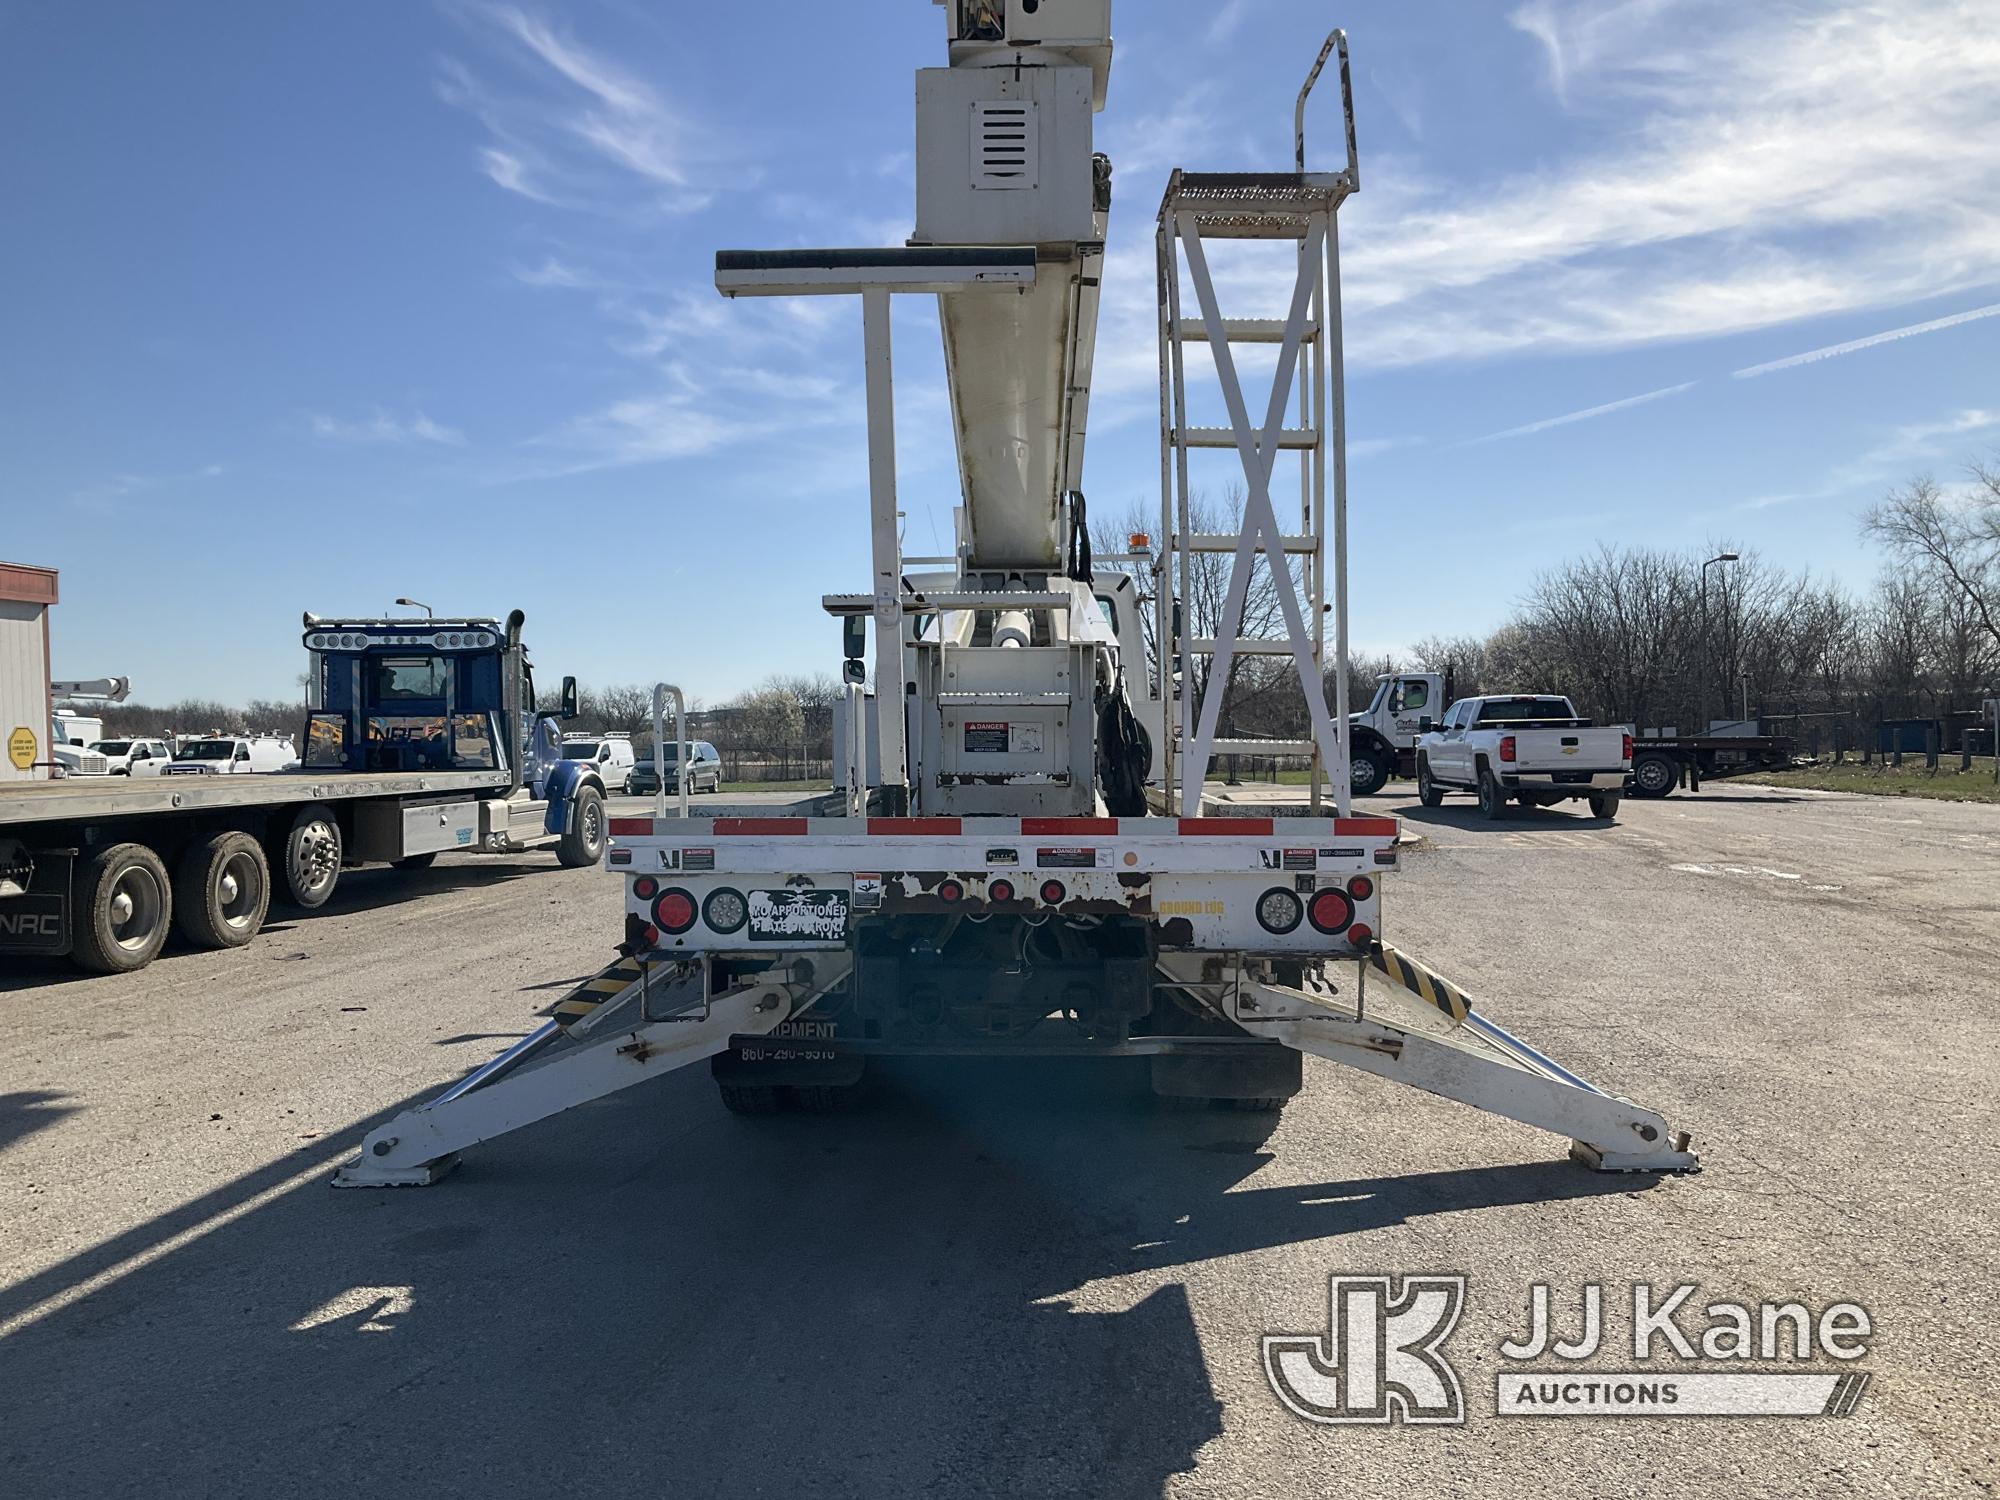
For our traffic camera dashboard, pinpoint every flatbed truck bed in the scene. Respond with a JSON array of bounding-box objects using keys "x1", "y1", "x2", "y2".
[{"x1": 0, "y1": 768, "x2": 509, "y2": 825}]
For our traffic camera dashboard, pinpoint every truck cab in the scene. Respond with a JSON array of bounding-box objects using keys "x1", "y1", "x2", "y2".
[{"x1": 1348, "y1": 670, "x2": 1451, "y2": 795}]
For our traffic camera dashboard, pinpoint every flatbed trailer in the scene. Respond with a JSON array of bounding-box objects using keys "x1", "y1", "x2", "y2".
[
  {"x1": 1628, "y1": 735, "x2": 1798, "y2": 798},
  {"x1": 0, "y1": 611, "x2": 607, "y2": 973}
]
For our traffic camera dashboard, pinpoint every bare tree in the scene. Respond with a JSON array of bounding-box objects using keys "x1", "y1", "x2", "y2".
[{"x1": 1863, "y1": 467, "x2": 2000, "y2": 658}]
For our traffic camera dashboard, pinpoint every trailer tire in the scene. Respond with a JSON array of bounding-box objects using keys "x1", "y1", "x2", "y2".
[
  {"x1": 273, "y1": 809, "x2": 342, "y2": 910},
  {"x1": 1416, "y1": 758, "x2": 1445, "y2": 807},
  {"x1": 393, "y1": 852, "x2": 439, "y2": 871},
  {"x1": 1351, "y1": 746, "x2": 1390, "y2": 798},
  {"x1": 173, "y1": 832, "x2": 270, "y2": 949},
  {"x1": 718, "y1": 1083, "x2": 784, "y2": 1116},
  {"x1": 1476, "y1": 767, "x2": 1508, "y2": 821},
  {"x1": 1589, "y1": 791, "x2": 1622, "y2": 821},
  {"x1": 1631, "y1": 753, "x2": 1677, "y2": 798},
  {"x1": 557, "y1": 785, "x2": 606, "y2": 868},
  {"x1": 72, "y1": 842, "x2": 173, "y2": 974},
  {"x1": 1215, "y1": 1095, "x2": 1287, "y2": 1113}
]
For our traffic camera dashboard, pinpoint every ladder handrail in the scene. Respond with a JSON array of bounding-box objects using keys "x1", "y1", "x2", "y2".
[{"x1": 1295, "y1": 27, "x2": 1359, "y2": 190}]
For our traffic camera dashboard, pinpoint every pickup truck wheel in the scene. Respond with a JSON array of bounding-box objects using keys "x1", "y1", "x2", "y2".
[
  {"x1": 173, "y1": 831, "x2": 270, "y2": 949},
  {"x1": 1589, "y1": 791, "x2": 1622, "y2": 821},
  {"x1": 1631, "y1": 753, "x2": 1677, "y2": 798},
  {"x1": 273, "y1": 810, "x2": 342, "y2": 910},
  {"x1": 393, "y1": 852, "x2": 439, "y2": 871},
  {"x1": 1350, "y1": 747, "x2": 1390, "y2": 797},
  {"x1": 72, "y1": 842, "x2": 173, "y2": 974},
  {"x1": 557, "y1": 786, "x2": 606, "y2": 868},
  {"x1": 1416, "y1": 759, "x2": 1445, "y2": 807},
  {"x1": 1476, "y1": 769, "x2": 1508, "y2": 821}
]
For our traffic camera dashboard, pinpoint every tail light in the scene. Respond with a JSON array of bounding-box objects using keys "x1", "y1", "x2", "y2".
[
  {"x1": 1622, "y1": 733, "x2": 1634, "y2": 762},
  {"x1": 1307, "y1": 888, "x2": 1354, "y2": 935},
  {"x1": 702, "y1": 887, "x2": 748, "y2": 934},
  {"x1": 652, "y1": 887, "x2": 697, "y2": 935},
  {"x1": 1499, "y1": 735, "x2": 1516, "y2": 763},
  {"x1": 641, "y1": 922, "x2": 660, "y2": 945},
  {"x1": 988, "y1": 878, "x2": 1016, "y2": 903},
  {"x1": 1347, "y1": 921, "x2": 1374, "y2": 948},
  {"x1": 1256, "y1": 887, "x2": 1304, "y2": 934},
  {"x1": 1039, "y1": 879, "x2": 1067, "y2": 906},
  {"x1": 633, "y1": 876, "x2": 659, "y2": 900},
  {"x1": 1346, "y1": 875, "x2": 1374, "y2": 901},
  {"x1": 938, "y1": 878, "x2": 965, "y2": 903}
]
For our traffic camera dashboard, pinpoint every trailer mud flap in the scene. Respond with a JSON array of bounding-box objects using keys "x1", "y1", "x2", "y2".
[{"x1": 0, "y1": 849, "x2": 73, "y2": 956}]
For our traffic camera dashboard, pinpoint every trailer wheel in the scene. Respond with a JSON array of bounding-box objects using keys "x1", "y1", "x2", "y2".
[
  {"x1": 1631, "y1": 753, "x2": 1677, "y2": 798},
  {"x1": 72, "y1": 842, "x2": 173, "y2": 974},
  {"x1": 1416, "y1": 758, "x2": 1445, "y2": 807},
  {"x1": 718, "y1": 1083, "x2": 783, "y2": 1116},
  {"x1": 557, "y1": 786, "x2": 606, "y2": 868},
  {"x1": 173, "y1": 831, "x2": 270, "y2": 949},
  {"x1": 1589, "y1": 791, "x2": 1622, "y2": 822},
  {"x1": 1350, "y1": 746, "x2": 1390, "y2": 797},
  {"x1": 274, "y1": 809, "x2": 342, "y2": 909}
]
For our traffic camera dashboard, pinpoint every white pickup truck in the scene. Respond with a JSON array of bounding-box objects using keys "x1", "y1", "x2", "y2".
[{"x1": 1415, "y1": 695, "x2": 1631, "y2": 821}]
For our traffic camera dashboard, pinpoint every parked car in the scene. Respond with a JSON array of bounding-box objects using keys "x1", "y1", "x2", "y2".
[
  {"x1": 1416, "y1": 695, "x2": 1630, "y2": 821},
  {"x1": 163, "y1": 735, "x2": 300, "y2": 775},
  {"x1": 89, "y1": 738, "x2": 172, "y2": 776},
  {"x1": 561, "y1": 734, "x2": 636, "y2": 793},
  {"x1": 629, "y1": 740, "x2": 723, "y2": 796}
]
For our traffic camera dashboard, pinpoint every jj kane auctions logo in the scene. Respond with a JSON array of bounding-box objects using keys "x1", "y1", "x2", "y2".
[{"x1": 1266, "y1": 1275, "x2": 1873, "y2": 1423}]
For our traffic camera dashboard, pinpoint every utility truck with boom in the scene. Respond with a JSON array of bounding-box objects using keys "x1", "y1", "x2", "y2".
[{"x1": 336, "y1": 4, "x2": 1697, "y2": 1187}]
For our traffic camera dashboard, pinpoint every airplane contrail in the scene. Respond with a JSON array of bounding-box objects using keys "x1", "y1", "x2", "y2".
[
  {"x1": 1472, "y1": 381, "x2": 1697, "y2": 443},
  {"x1": 1733, "y1": 302, "x2": 2000, "y2": 379}
]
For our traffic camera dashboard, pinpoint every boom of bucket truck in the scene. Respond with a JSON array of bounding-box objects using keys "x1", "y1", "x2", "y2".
[{"x1": 335, "y1": 4, "x2": 1697, "y2": 1188}]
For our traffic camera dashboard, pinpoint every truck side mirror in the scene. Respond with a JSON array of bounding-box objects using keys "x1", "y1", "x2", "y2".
[
  {"x1": 842, "y1": 616, "x2": 866, "y2": 663},
  {"x1": 1418, "y1": 716, "x2": 1435, "y2": 734},
  {"x1": 559, "y1": 675, "x2": 579, "y2": 720}
]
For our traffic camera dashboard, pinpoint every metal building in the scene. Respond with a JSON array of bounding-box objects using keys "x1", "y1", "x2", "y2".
[{"x1": 0, "y1": 562, "x2": 59, "y2": 783}]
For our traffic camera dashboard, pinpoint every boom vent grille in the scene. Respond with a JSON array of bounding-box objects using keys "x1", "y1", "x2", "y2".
[{"x1": 970, "y1": 101, "x2": 1038, "y2": 190}]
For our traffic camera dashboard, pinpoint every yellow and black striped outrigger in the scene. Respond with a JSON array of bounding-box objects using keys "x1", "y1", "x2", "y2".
[
  {"x1": 551, "y1": 954, "x2": 649, "y2": 1030},
  {"x1": 1365, "y1": 941, "x2": 1473, "y2": 1024}
]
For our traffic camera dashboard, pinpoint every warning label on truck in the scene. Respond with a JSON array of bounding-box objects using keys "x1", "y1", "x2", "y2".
[
  {"x1": 1037, "y1": 847, "x2": 1102, "y2": 869},
  {"x1": 964, "y1": 721, "x2": 1008, "y2": 753}
]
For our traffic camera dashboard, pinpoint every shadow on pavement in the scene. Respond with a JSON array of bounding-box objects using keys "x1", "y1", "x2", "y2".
[
  {"x1": 0, "y1": 1058, "x2": 1633, "y2": 1498},
  {"x1": 0, "y1": 1090, "x2": 79, "y2": 1155}
]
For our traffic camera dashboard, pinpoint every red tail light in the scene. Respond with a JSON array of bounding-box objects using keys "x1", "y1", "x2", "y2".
[
  {"x1": 1307, "y1": 888, "x2": 1354, "y2": 935},
  {"x1": 1346, "y1": 875, "x2": 1374, "y2": 901},
  {"x1": 988, "y1": 878, "x2": 1015, "y2": 903},
  {"x1": 634, "y1": 876, "x2": 659, "y2": 900},
  {"x1": 1499, "y1": 735, "x2": 1516, "y2": 763},
  {"x1": 1347, "y1": 922, "x2": 1374, "y2": 948},
  {"x1": 1622, "y1": 733, "x2": 1634, "y2": 762},
  {"x1": 1039, "y1": 879, "x2": 1067, "y2": 906},
  {"x1": 938, "y1": 878, "x2": 964, "y2": 903},
  {"x1": 652, "y1": 888, "x2": 697, "y2": 934}
]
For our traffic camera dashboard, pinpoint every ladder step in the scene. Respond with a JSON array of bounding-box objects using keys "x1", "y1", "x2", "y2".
[
  {"x1": 1177, "y1": 426, "x2": 1317, "y2": 450},
  {"x1": 1203, "y1": 738, "x2": 1318, "y2": 756},
  {"x1": 936, "y1": 691, "x2": 1072, "y2": 706},
  {"x1": 1187, "y1": 637, "x2": 1315, "y2": 657},
  {"x1": 1180, "y1": 532, "x2": 1317, "y2": 554},
  {"x1": 1175, "y1": 318, "x2": 1319, "y2": 344}
]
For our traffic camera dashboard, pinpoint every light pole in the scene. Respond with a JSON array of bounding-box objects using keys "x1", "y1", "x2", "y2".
[
  {"x1": 395, "y1": 597, "x2": 434, "y2": 620},
  {"x1": 1700, "y1": 552, "x2": 1738, "y2": 733}
]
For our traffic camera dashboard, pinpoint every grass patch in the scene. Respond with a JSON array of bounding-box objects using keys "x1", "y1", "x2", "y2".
[
  {"x1": 718, "y1": 779, "x2": 828, "y2": 794},
  {"x1": 1745, "y1": 758, "x2": 2000, "y2": 805}
]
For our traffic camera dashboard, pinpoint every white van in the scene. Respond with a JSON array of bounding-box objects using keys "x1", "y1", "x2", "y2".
[
  {"x1": 164, "y1": 735, "x2": 300, "y2": 776},
  {"x1": 561, "y1": 733, "x2": 636, "y2": 792}
]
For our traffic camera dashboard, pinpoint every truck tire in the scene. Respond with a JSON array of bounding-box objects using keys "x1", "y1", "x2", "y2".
[
  {"x1": 72, "y1": 842, "x2": 173, "y2": 974},
  {"x1": 1416, "y1": 757, "x2": 1445, "y2": 807},
  {"x1": 173, "y1": 832, "x2": 270, "y2": 949},
  {"x1": 557, "y1": 785, "x2": 607, "y2": 868},
  {"x1": 718, "y1": 1083, "x2": 783, "y2": 1116},
  {"x1": 1476, "y1": 768, "x2": 1508, "y2": 821},
  {"x1": 1631, "y1": 753, "x2": 1677, "y2": 798},
  {"x1": 273, "y1": 809, "x2": 342, "y2": 910},
  {"x1": 1350, "y1": 746, "x2": 1390, "y2": 797},
  {"x1": 393, "y1": 852, "x2": 439, "y2": 871},
  {"x1": 1589, "y1": 791, "x2": 1622, "y2": 821}
]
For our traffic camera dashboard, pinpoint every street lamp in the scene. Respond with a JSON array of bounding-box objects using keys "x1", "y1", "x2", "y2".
[
  {"x1": 1700, "y1": 552, "x2": 1738, "y2": 733},
  {"x1": 395, "y1": 597, "x2": 434, "y2": 619}
]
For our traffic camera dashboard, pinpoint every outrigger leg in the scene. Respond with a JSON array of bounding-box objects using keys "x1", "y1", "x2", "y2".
[
  {"x1": 333, "y1": 952, "x2": 852, "y2": 1187},
  {"x1": 1156, "y1": 943, "x2": 1698, "y2": 1173}
]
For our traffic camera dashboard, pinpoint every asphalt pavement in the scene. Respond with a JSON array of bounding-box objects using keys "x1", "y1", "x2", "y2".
[{"x1": 0, "y1": 784, "x2": 1994, "y2": 1497}]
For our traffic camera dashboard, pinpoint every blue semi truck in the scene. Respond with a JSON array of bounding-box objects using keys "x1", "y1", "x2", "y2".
[{"x1": 0, "y1": 610, "x2": 608, "y2": 973}]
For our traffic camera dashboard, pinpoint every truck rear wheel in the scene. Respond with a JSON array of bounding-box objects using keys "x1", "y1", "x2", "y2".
[
  {"x1": 1351, "y1": 746, "x2": 1390, "y2": 797},
  {"x1": 557, "y1": 785, "x2": 606, "y2": 868},
  {"x1": 1589, "y1": 791, "x2": 1622, "y2": 821},
  {"x1": 72, "y1": 842, "x2": 173, "y2": 974},
  {"x1": 273, "y1": 809, "x2": 342, "y2": 909},
  {"x1": 1476, "y1": 768, "x2": 1508, "y2": 821},
  {"x1": 173, "y1": 832, "x2": 270, "y2": 949},
  {"x1": 1632, "y1": 753, "x2": 1677, "y2": 798}
]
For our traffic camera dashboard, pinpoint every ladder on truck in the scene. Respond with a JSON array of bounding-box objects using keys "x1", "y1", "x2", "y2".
[{"x1": 1155, "y1": 32, "x2": 1359, "y2": 818}]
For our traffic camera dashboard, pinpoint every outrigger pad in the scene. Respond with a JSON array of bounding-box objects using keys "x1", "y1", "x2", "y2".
[
  {"x1": 333, "y1": 1152, "x2": 460, "y2": 1189},
  {"x1": 1569, "y1": 1134, "x2": 1700, "y2": 1175}
]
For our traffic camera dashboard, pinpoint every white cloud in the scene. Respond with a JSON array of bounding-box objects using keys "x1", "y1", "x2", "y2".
[
  {"x1": 1471, "y1": 380, "x2": 1696, "y2": 443},
  {"x1": 509, "y1": 256, "x2": 587, "y2": 288},
  {"x1": 309, "y1": 411, "x2": 466, "y2": 447},
  {"x1": 1732, "y1": 302, "x2": 2000, "y2": 379}
]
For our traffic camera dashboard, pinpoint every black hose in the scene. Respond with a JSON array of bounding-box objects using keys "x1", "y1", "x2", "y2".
[{"x1": 1096, "y1": 688, "x2": 1152, "y2": 817}]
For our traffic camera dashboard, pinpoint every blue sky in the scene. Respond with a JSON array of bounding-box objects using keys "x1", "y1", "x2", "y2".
[{"x1": 4, "y1": 0, "x2": 1996, "y2": 704}]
